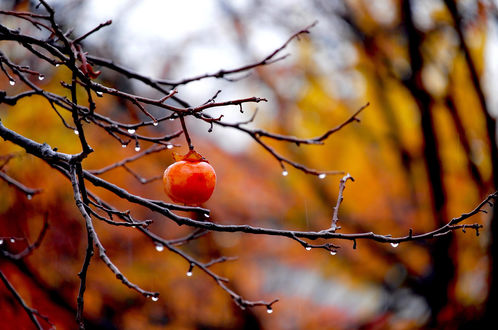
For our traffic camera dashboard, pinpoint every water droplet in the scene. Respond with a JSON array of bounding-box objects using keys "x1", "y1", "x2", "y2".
[
  {"x1": 127, "y1": 128, "x2": 136, "y2": 134},
  {"x1": 38, "y1": 74, "x2": 45, "y2": 81},
  {"x1": 330, "y1": 251, "x2": 337, "y2": 256},
  {"x1": 155, "y1": 244, "x2": 164, "y2": 252},
  {"x1": 121, "y1": 144, "x2": 127, "y2": 148},
  {"x1": 9, "y1": 80, "x2": 15, "y2": 86},
  {"x1": 55, "y1": 63, "x2": 60, "y2": 67},
  {"x1": 166, "y1": 144, "x2": 173, "y2": 149},
  {"x1": 169, "y1": 118, "x2": 175, "y2": 121},
  {"x1": 153, "y1": 121, "x2": 158, "y2": 126},
  {"x1": 204, "y1": 213, "x2": 210, "y2": 218},
  {"x1": 0, "y1": 239, "x2": 3, "y2": 245},
  {"x1": 27, "y1": 194, "x2": 32, "y2": 200},
  {"x1": 267, "y1": 307, "x2": 273, "y2": 314},
  {"x1": 391, "y1": 242, "x2": 399, "y2": 248},
  {"x1": 282, "y1": 170, "x2": 288, "y2": 177},
  {"x1": 74, "y1": 130, "x2": 79, "y2": 135},
  {"x1": 305, "y1": 246, "x2": 311, "y2": 251},
  {"x1": 10, "y1": 238, "x2": 15, "y2": 243},
  {"x1": 96, "y1": 91, "x2": 103, "y2": 97},
  {"x1": 134, "y1": 146, "x2": 141, "y2": 152},
  {"x1": 151, "y1": 296, "x2": 159, "y2": 302},
  {"x1": 186, "y1": 271, "x2": 193, "y2": 277},
  {"x1": 318, "y1": 173, "x2": 326, "y2": 179}
]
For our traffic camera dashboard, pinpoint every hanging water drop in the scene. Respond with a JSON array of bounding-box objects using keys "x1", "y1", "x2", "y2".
[
  {"x1": 151, "y1": 296, "x2": 159, "y2": 302},
  {"x1": 391, "y1": 242, "x2": 399, "y2": 248},
  {"x1": 153, "y1": 121, "x2": 158, "y2": 126},
  {"x1": 330, "y1": 251, "x2": 337, "y2": 256},
  {"x1": 74, "y1": 130, "x2": 79, "y2": 135},
  {"x1": 282, "y1": 170, "x2": 288, "y2": 177},
  {"x1": 169, "y1": 117, "x2": 175, "y2": 121},
  {"x1": 134, "y1": 146, "x2": 141, "y2": 152},
  {"x1": 305, "y1": 246, "x2": 311, "y2": 251},
  {"x1": 186, "y1": 270, "x2": 193, "y2": 277},
  {"x1": 55, "y1": 63, "x2": 60, "y2": 67},
  {"x1": 267, "y1": 307, "x2": 273, "y2": 314},
  {"x1": 0, "y1": 239, "x2": 3, "y2": 245},
  {"x1": 96, "y1": 91, "x2": 103, "y2": 97},
  {"x1": 155, "y1": 244, "x2": 164, "y2": 252},
  {"x1": 318, "y1": 173, "x2": 326, "y2": 179},
  {"x1": 121, "y1": 144, "x2": 127, "y2": 148},
  {"x1": 10, "y1": 238, "x2": 15, "y2": 243},
  {"x1": 127, "y1": 128, "x2": 136, "y2": 134},
  {"x1": 167, "y1": 144, "x2": 173, "y2": 149},
  {"x1": 27, "y1": 194, "x2": 32, "y2": 200},
  {"x1": 9, "y1": 80, "x2": 15, "y2": 86},
  {"x1": 38, "y1": 74, "x2": 45, "y2": 81},
  {"x1": 204, "y1": 213, "x2": 210, "y2": 218}
]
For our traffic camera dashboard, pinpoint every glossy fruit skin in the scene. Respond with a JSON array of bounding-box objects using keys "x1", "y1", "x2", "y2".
[{"x1": 163, "y1": 160, "x2": 216, "y2": 205}]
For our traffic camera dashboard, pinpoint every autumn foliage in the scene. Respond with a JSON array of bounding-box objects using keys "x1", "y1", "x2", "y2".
[{"x1": 0, "y1": 1, "x2": 497, "y2": 329}]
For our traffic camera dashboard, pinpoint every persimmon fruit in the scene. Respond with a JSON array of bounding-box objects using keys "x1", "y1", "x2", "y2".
[{"x1": 163, "y1": 150, "x2": 216, "y2": 205}]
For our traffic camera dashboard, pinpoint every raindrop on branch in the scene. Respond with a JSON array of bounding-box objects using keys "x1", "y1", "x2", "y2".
[
  {"x1": 27, "y1": 194, "x2": 32, "y2": 200},
  {"x1": 186, "y1": 270, "x2": 193, "y2": 277},
  {"x1": 167, "y1": 144, "x2": 173, "y2": 149},
  {"x1": 155, "y1": 244, "x2": 164, "y2": 252},
  {"x1": 38, "y1": 74, "x2": 45, "y2": 81},
  {"x1": 153, "y1": 121, "x2": 158, "y2": 126},
  {"x1": 391, "y1": 242, "x2": 399, "y2": 248},
  {"x1": 305, "y1": 246, "x2": 311, "y2": 251},
  {"x1": 0, "y1": 239, "x2": 3, "y2": 245},
  {"x1": 204, "y1": 213, "x2": 210, "y2": 218},
  {"x1": 9, "y1": 80, "x2": 15, "y2": 86},
  {"x1": 74, "y1": 130, "x2": 79, "y2": 135},
  {"x1": 266, "y1": 307, "x2": 273, "y2": 314},
  {"x1": 121, "y1": 144, "x2": 127, "y2": 148},
  {"x1": 134, "y1": 146, "x2": 141, "y2": 152},
  {"x1": 96, "y1": 91, "x2": 103, "y2": 97},
  {"x1": 330, "y1": 251, "x2": 337, "y2": 255},
  {"x1": 318, "y1": 173, "x2": 326, "y2": 179},
  {"x1": 282, "y1": 170, "x2": 288, "y2": 177},
  {"x1": 151, "y1": 296, "x2": 159, "y2": 302},
  {"x1": 10, "y1": 238, "x2": 15, "y2": 243},
  {"x1": 127, "y1": 128, "x2": 136, "y2": 134}
]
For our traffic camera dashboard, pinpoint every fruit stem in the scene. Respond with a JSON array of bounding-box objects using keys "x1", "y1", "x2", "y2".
[{"x1": 179, "y1": 114, "x2": 194, "y2": 150}]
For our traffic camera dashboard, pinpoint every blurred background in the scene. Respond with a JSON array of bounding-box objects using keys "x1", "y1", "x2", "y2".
[{"x1": 0, "y1": 0, "x2": 497, "y2": 329}]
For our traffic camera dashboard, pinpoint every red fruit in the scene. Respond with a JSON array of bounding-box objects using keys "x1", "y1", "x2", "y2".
[{"x1": 163, "y1": 150, "x2": 216, "y2": 205}]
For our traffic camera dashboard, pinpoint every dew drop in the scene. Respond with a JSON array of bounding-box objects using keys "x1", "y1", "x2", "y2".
[
  {"x1": 27, "y1": 194, "x2": 32, "y2": 200},
  {"x1": 330, "y1": 251, "x2": 337, "y2": 256},
  {"x1": 391, "y1": 242, "x2": 399, "y2": 248},
  {"x1": 74, "y1": 130, "x2": 79, "y2": 135},
  {"x1": 55, "y1": 63, "x2": 60, "y2": 67},
  {"x1": 0, "y1": 239, "x2": 3, "y2": 245},
  {"x1": 38, "y1": 74, "x2": 45, "y2": 81},
  {"x1": 204, "y1": 213, "x2": 210, "y2": 218},
  {"x1": 318, "y1": 173, "x2": 326, "y2": 179},
  {"x1": 153, "y1": 121, "x2": 158, "y2": 126},
  {"x1": 282, "y1": 170, "x2": 288, "y2": 177},
  {"x1": 134, "y1": 146, "x2": 141, "y2": 152},
  {"x1": 121, "y1": 144, "x2": 127, "y2": 148},
  {"x1": 166, "y1": 144, "x2": 173, "y2": 149},
  {"x1": 186, "y1": 271, "x2": 193, "y2": 277},
  {"x1": 10, "y1": 238, "x2": 15, "y2": 243},
  {"x1": 155, "y1": 244, "x2": 164, "y2": 252},
  {"x1": 9, "y1": 80, "x2": 15, "y2": 86},
  {"x1": 267, "y1": 307, "x2": 273, "y2": 314},
  {"x1": 169, "y1": 118, "x2": 175, "y2": 121},
  {"x1": 151, "y1": 296, "x2": 159, "y2": 302},
  {"x1": 96, "y1": 91, "x2": 103, "y2": 97},
  {"x1": 305, "y1": 246, "x2": 311, "y2": 251},
  {"x1": 127, "y1": 128, "x2": 136, "y2": 134}
]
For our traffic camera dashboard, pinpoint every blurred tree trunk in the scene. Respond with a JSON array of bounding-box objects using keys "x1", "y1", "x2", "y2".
[
  {"x1": 401, "y1": 0, "x2": 454, "y2": 325},
  {"x1": 442, "y1": 0, "x2": 498, "y2": 325}
]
